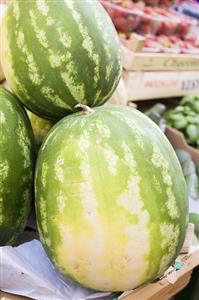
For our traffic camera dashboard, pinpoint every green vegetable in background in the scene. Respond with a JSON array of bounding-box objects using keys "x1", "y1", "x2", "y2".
[
  {"x1": 189, "y1": 213, "x2": 199, "y2": 240},
  {"x1": 165, "y1": 94, "x2": 199, "y2": 149},
  {"x1": 175, "y1": 150, "x2": 199, "y2": 200},
  {"x1": 186, "y1": 124, "x2": 198, "y2": 144},
  {"x1": 145, "y1": 103, "x2": 166, "y2": 125},
  {"x1": 181, "y1": 95, "x2": 199, "y2": 113}
]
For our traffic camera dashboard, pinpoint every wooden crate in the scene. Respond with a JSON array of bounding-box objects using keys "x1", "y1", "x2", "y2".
[
  {"x1": 0, "y1": 292, "x2": 30, "y2": 300},
  {"x1": 122, "y1": 46, "x2": 199, "y2": 72},
  {"x1": 120, "y1": 247, "x2": 199, "y2": 300},
  {"x1": 122, "y1": 34, "x2": 199, "y2": 72},
  {"x1": 123, "y1": 70, "x2": 199, "y2": 101}
]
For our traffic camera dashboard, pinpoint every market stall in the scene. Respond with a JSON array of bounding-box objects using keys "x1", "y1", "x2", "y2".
[{"x1": 0, "y1": 0, "x2": 199, "y2": 299}]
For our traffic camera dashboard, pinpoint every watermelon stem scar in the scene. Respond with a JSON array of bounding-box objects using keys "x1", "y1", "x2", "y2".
[{"x1": 75, "y1": 104, "x2": 93, "y2": 115}]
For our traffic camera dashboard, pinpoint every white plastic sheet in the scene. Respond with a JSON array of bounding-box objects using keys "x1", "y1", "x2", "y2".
[{"x1": 0, "y1": 239, "x2": 114, "y2": 300}]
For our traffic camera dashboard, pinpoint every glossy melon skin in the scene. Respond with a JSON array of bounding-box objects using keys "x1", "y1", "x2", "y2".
[
  {"x1": 0, "y1": 87, "x2": 35, "y2": 245},
  {"x1": 1, "y1": 0, "x2": 122, "y2": 120},
  {"x1": 35, "y1": 105, "x2": 188, "y2": 291}
]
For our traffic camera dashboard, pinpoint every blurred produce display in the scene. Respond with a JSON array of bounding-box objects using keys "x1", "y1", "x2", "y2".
[
  {"x1": 142, "y1": 33, "x2": 199, "y2": 53},
  {"x1": 145, "y1": 103, "x2": 166, "y2": 125},
  {"x1": 145, "y1": 104, "x2": 199, "y2": 245},
  {"x1": 101, "y1": 0, "x2": 197, "y2": 37},
  {"x1": 165, "y1": 95, "x2": 199, "y2": 149},
  {"x1": 175, "y1": 150, "x2": 199, "y2": 243},
  {"x1": 176, "y1": 0, "x2": 199, "y2": 21},
  {"x1": 175, "y1": 150, "x2": 199, "y2": 200}
]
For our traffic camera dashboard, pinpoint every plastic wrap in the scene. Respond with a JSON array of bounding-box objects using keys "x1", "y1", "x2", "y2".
[{"x1": 0, "y1": 239, "x2": 116, "y2": 300}]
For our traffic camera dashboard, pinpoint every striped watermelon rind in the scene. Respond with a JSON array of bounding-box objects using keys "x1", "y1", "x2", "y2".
[
  {"x1": 35, "y1": 104, "x2": 188, "y2": 291},
  {"x1": 0, "y1": 87, "x2": 35, "y2": 245},
  {"x1": 1, "y1": 0, "x2": 122, "y2": 120}
]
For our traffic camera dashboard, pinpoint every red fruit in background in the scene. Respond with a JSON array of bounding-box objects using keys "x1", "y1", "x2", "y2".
[{"x1": 114, "y1": 16, "x2": 128, "y2": 32}]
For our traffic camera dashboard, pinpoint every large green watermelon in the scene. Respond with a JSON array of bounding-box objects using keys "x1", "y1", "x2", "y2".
[
  {"x1": 35, "y1": 105, "x2": 188, "y2": 291},
  {"x1": 1, "y1": 0, "x2": 121, "y2": 120},
  {"x1": 0, "y1": 87, "x2": 35, "y2": 245}
]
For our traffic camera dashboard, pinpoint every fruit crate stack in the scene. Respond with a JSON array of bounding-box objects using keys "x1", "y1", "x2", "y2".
[{"x1": 0, "y1": 1, "x2": 199, "y2": 300}]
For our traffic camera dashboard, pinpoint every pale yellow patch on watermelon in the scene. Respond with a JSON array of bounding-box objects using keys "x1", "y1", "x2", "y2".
[
  {"x1": 79, "y1": 135, "x2": 90, "y2": 150},
  {"x1": 162, "y1": 169, "x2": 172, "y2": 186},
  {"x1": 16, "y1": 120, "x2": 31, "y2": 169},
  {"x1": 151, "y1": 144, "x2": 169, "y2": 169},
  {"x1": 93, "y1": 90, "x2": 101, "y2": 105},
  {"x1": 117, "y1": 175, "x2": 143, "y2": 214},
  {"x1": 44, "y1": 237, "x2": 51, "y2": 247},
  {"x1": 12, "y1": 0, "x2": 20, "y2": 21},
  {"x1": 0, "y1": 159, "x2": 9, "y2": 185},
  {"x1": 166, "y1": 188, "x2": 179, "y2": 219},
  {"x1": 54, "y1": 157, "x2": 65, "y2": 184},
  {"x1": 36, "y1": 0, "x2": 49, "y2": 16},
  {"x1": 117, "y1": 145, "x2": 150, "y2": 279},
  {"x1": 61, "y1": 71, "x2": 85, "y2": 102},
  {"x1": 125, "y1": 118, "x2": 145, "y2": 150},
  {"x1": 0, "y1": 112, "x2": 5, "y2": 124},
  {"x1": 152, "y1": 175, "x2": 162, "y2": 193},
  {"x1": 93, "y1": 6, "x2": 112, "y2": 59},
  {"x1": 103, "y1": 146, "x2": 118, "y2": 176},
  {"x1": 46, "y1": 17, "x2": 55, "y2": 26},
  {"x1": 16, "y1": 189, "x2": 30, "y2": 227},
  {"x1": 151, "y1": 144, "x2": 179, "y2": 219},
  {"x1": 57, "y1": 191, "x2": 66, "y2": 213},
  {"x1": 65, "y1": 0, "x2": 100, "y2": 86},
  {"x1": 1, "y1": 21, "x2": 25, "y2": 99},
  {"x1": 59, "y1": 224, "x2": 74, "y2": 248},
  {"x1": 124, "y1": 210, "x2": 149, "y2": 268},
  {"x1": 30, "y1": 10, "x2": 49, "y2": 48},
  {"x1": 117, "y1": 146, "x2": 150, "y2": 284},
  {"x1": 106, "y1": 64, "x2": 113, "y2": 81},
  {"x1": 122, "y1": 142, "x2": 136, "y2": 169},
  {"x1": 22, "y1": 189, "x2": 30, "y2": 202},
  {"x1": 16, "y1": 31, "x2": 24, "y2": 49},
  {"x1": 90, "y1": 6, "x2": 117, "y2": 98},
  {"x1": 57, "y1": 27, "x2": 72, "y2": 49},
  {"x1": 24, "y1": 47, "x2": 43, "y2": 85},
  {"x1": 56, "y1": 157, "x2": 107, "y2": 288},
  {"x1": 40, "y1": 161, "x2": 48, "y2": 189},
  {"x1": 159, "y1": 223, "x2": 180, "y2": 273},
  {"x1": 36, "y1": 0, "x2": 53, "y2": 25},
  {"x1": 16, "y1": 28, "x2": 43, "y2": 86},
  {"x1": 95, "y1": 121, "x2": 111, "y2": 138},
  {"x1": 38, "y1": 196, "x2": 48, "y2": 235},
  {"x1": 41, "y1": 86, "x2": 70, "y2": 109},
  {"x1": 0, "y1": 160, "x2": 9, "y2": 226},
  {"x1": 48, "y1": 51, "x2": 72, "y2": 69}
]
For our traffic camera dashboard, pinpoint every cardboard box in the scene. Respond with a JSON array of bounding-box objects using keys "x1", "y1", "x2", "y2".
[{"x1": 165, "y1": 126, "x2": 199, "y2": 164}]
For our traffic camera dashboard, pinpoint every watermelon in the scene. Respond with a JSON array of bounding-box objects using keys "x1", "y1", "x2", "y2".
[
  {"x1": 35, "y1": 104, "x2": 188, "y2": 292},
  {"x1": 0, "y1": 87, "x2": 35, "y2": 246},
  {"x1": 1, "y1": 0, "x2": 122, "y2": 120},
  {"x1": 27, "y1": 110, "x2": 54, "y2": 151}
]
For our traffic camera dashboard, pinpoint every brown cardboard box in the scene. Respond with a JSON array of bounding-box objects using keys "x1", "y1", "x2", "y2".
[
  {"x1": 165, "y1": 126, "x2": 199, "y2": 164},
  {"x1": 0, "y1": 291, "x2": 31, "y2": 299}
]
